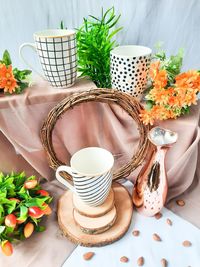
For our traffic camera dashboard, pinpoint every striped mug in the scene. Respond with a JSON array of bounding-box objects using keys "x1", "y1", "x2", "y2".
[{"x1": 56, "y1": 147, "x2": 114, "y2": 207}]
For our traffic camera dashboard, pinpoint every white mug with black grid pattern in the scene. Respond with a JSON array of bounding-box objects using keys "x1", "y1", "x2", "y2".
[
  {"x1": 110, "y1": 45, "x2": 152, "y2": 99},
  {"x1": 19, "y1": 29, "x2": 77, "y2": 88},
  {"x1": 56, "y1": 147, "x2": 114, "y2": 207}
]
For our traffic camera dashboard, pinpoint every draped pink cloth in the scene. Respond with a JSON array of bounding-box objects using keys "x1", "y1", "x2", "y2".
[{"x1": 0, "y1": 77, "x2": 199, "y2": 267}]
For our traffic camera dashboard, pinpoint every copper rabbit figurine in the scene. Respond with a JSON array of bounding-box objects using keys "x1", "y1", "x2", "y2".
[{"x1": 132, "y1": 127, "x2": 178, "y2": 216}]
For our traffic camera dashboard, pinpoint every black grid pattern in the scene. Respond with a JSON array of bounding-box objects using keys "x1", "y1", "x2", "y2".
[{"x1": 35, "y1": 35, "x2": 77, "y2": 87}]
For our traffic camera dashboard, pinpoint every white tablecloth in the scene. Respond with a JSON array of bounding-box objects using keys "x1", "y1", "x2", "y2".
[{"x1": 63, "y1": 182, "x2": 200, "y2": 267}]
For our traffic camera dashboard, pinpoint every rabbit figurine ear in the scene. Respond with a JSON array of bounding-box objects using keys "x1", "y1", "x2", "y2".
[
  {"x1": 132, "y1": 127, "x2": 178, "y2": 217},
  {"x1": 148, "y1": 127, "x2": 178, "y2": 147}
]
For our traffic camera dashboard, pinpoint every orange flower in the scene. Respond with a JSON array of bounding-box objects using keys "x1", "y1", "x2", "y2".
[
  {"x1": 0, "y1": 64, "x2": 17, "y2": 93},
  {"x1": 149, "y1": 61, "x2": 160, "y2": 81},
  {"x1": 0, "y1": 65, "x2": 14, "y2": 79},
  {"x1": 184, "y1": 90, "x2": 198, "y2": 106},
  {"x1": 175, "y1": 70, "x2": 200, "y2": 91},
  {"x1": 3, "y1": 78, "x2": 18, "y2": 94},
  {"x1": 153, "y1": 69, "x2": 168, "y2": 89},
  {"x1": 140, "y1": 109, "x2": 155, "y2": 125}
]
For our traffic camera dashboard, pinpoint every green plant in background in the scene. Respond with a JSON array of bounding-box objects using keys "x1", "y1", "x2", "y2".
[{"x1": 76, "y1": 7, "x2": 122, "y2": 88}]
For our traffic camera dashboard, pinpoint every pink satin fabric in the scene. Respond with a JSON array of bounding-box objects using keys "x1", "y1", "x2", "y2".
[{"x1": 0, "y1": 77, "x2": 199, "y2": 267}]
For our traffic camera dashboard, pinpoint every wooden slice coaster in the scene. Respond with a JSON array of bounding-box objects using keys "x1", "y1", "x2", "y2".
[
  {"x1": 58, "y1": 182, "x2": 133, "y2": 247},
  {"x1": 73, "y1": 206, "x2": 117, "y2": 235},
  {"x1": 73, "y1": 189, "x2": 115, "y2": 218}
]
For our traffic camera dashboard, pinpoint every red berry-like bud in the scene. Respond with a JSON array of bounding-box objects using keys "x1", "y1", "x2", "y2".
[
  {"x1": 5, "y1": 214, "x2": 17, "y2": 228},
  {"x1": 1, "y1": 241, "x2": 13, "y2": 256},
  {"x1": 24, "y1": 222, "x2": 34, "y2": 238},
  {"x1": 36, "y1": 189, "x2": 49, "y2": 196},
  {"x1": 42, "y1": 203, "x2": 52, "y2": 215},
  {"x1": 28, "y1": 206, "x2": 44, "y2": 219},
  {"x1": 24, "y1": 180, "x2": 37, "y2": 189},
  {"x1": 9, "y1": 198, "x2": 20, "y2": 203}
]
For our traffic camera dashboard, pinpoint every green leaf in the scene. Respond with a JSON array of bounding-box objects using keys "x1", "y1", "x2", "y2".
[
  {"x1": 0, "y1": 172, "x2": 4, "y2": 183},
  {"x1": 2, "y1": 50, "x2": 12, "y2": 66},
  {"x1": 14, "y1": 172, "x2": 26, "y2": 189},
  {"x1": 36, "y1": 225, "x2": 45, "y2": 232},
  {"x1": 0, "y1": 226, "x2": 5, "y2": 234},
  {"x1": 25, "y1": 197, "x2": 49, "y2": 208},
  {"x1": 18, "y1": 206, "x2": 28, "y2": 221},
  {"x1": 5, "y1": 200, "x2": 17, "y2": 214},
  {"x1": 30, "y1": 217, "x2": 38, "y2": 225},
  {"x1": 60, "y1": 20, "x2": 64, "y2": 29},
  {"x1": 13, "y1": 68, "x2": 32, "y2": 81},
  {"x1": 0, "y1": 204, "x2": 4, "y2": 218},
  {"x1": 146, "y1": 100, "x2": 154, "y2": 110}
]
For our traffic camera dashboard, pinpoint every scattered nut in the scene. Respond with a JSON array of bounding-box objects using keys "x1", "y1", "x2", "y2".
[
  {"x1": 120, "y1": 256, "x2": 129, "y2": 263},
  {"x1": 153, "y1": 233, "x2": 162, "y2": 241},
  {"x1": 155, "y1": 212, "x2": 163, "y2": 220},
  {"x1": 161, "y1": 258, "x2": 168, "y2": 267},
  {"x1": 182, "y1": 240, "x2": 192, "y2": 247},
  {"x1": 166, "y1": 218, "x2": 172, "y2": 226},
  {"x1": 83, "y1": 252, "x2": 95, "y2": 260},
  {"x1": 176, "y1": 199, "x2": 185, "y2": 206},
  {"x1": 137, "y1": 256, "x2": 144, "y2": 266},
  {"x1": 132, "y1": 230, "x2": 140, "y2": 236}
]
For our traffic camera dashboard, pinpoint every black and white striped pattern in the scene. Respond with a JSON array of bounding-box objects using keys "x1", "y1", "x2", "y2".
[
  {"x1": 73, "y1": 170, "x2": 112, "y2": 206},
  {"x1": 34, "y1": 32, "x2": 77, "y2": 88}
]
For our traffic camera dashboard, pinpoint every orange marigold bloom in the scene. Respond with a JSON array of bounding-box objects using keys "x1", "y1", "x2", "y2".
[
  {"x1": 149, "y1": 61, "x2": 160, "y2": 81},
  {"x1": 184, "y1": 90, "x2": 198, "y2": 106},
  {"x1": 153, "y1": 69, "x2": 168, "y2": 89},
  {"x1": 175, "y1": 70, "x2": 200, "y2": 91},
  {"x1": 140, "y1": 109, "x2": 155, "y2": 125}
]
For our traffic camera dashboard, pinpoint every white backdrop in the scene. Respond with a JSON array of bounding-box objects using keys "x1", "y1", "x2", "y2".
[{"x1": 0, "y1": 0, "x2": 200, "y2": 71}]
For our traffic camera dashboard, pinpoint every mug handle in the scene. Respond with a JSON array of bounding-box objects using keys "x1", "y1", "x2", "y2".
[
  {"x1": 56, "y1": 165, "x2": 76, "y2": 193},
  {"x1": 19, "y1": 43, "x2": 45, "y2": 80}
]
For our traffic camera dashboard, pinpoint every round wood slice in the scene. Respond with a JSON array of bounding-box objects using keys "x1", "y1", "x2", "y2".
[
  {"x1": 58, "y1": 182, "x2": 133, "y2": 247},
  {"x1": 73, "y1": 189, "x2": 115, "y2": 218},
  {"x1": 73, "y1": 206, "x2": 117, "y2": 235}
]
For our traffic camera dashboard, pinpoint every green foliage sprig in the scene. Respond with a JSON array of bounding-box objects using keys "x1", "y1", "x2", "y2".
[{"x1": 76, "y1": 7, "x2": 122, "y2": 88}]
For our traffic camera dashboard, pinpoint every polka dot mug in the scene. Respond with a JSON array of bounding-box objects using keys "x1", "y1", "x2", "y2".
[{"x1": 110, "y1": 45, "x2": 152, "y2": 99}]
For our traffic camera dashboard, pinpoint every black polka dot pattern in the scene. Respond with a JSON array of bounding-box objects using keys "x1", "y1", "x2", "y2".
[{"x1": 110, "y1": 54, "x2": 151, "y2": 98}]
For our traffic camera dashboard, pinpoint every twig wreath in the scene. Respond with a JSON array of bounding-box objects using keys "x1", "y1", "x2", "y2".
[{"x1": 40, "y1": 89, "x2": 150, "y2": 181}]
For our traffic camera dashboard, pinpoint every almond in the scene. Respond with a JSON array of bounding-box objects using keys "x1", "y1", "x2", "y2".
[
  {"x1": 155, "y1": 212, "x2": 163, "y2": 220},
  {"x1": 153, "y1": 233, "x2": 162, "y2": 241},
  {"x1": 120, "y1": 256, "x2": 129, "y2": 263},
  {"x1": 83, "y1": 252, "x2": 95, "y2": 260},
  {"x1": 137, "y1": 256, "x2": 144, "y2": 266},
  {"x1": 166, "y1": 218, "x2": 172, "y2": 226},
  {"x1": 176, "y1": 199, "x2": 185, "y2": 206},
  {"x1": 182, "y1": 240, "x2": 192, "y2": 247},
  {"x1": 132, "y1": 230, "x2": 140, "y2": 236},
  {"x1": 161, "y1": 258, "x2": 168, "y2": 267}
]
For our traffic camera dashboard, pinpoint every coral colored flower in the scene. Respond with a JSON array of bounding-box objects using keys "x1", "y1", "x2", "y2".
[
  {"x1": 149, "y1": 61, "x2": 160, "y2": 81},
  {"x1": 0, "y1": 65, "x2": 14, "y2": 79},
  {"x1": 3, "y1": 78, "x2": 18, "y2": 94}
]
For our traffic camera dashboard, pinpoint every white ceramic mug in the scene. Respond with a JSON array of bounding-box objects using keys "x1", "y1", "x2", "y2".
[
  {"x1": 19, "y1": 29, "x2": 77, "y2": 88},
  {"x1": 56, "y1": 147, "x2": 114, "y2": 206},
  {"x1": 110, "y1": 45, "x2": 152, "y2": 99}
]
